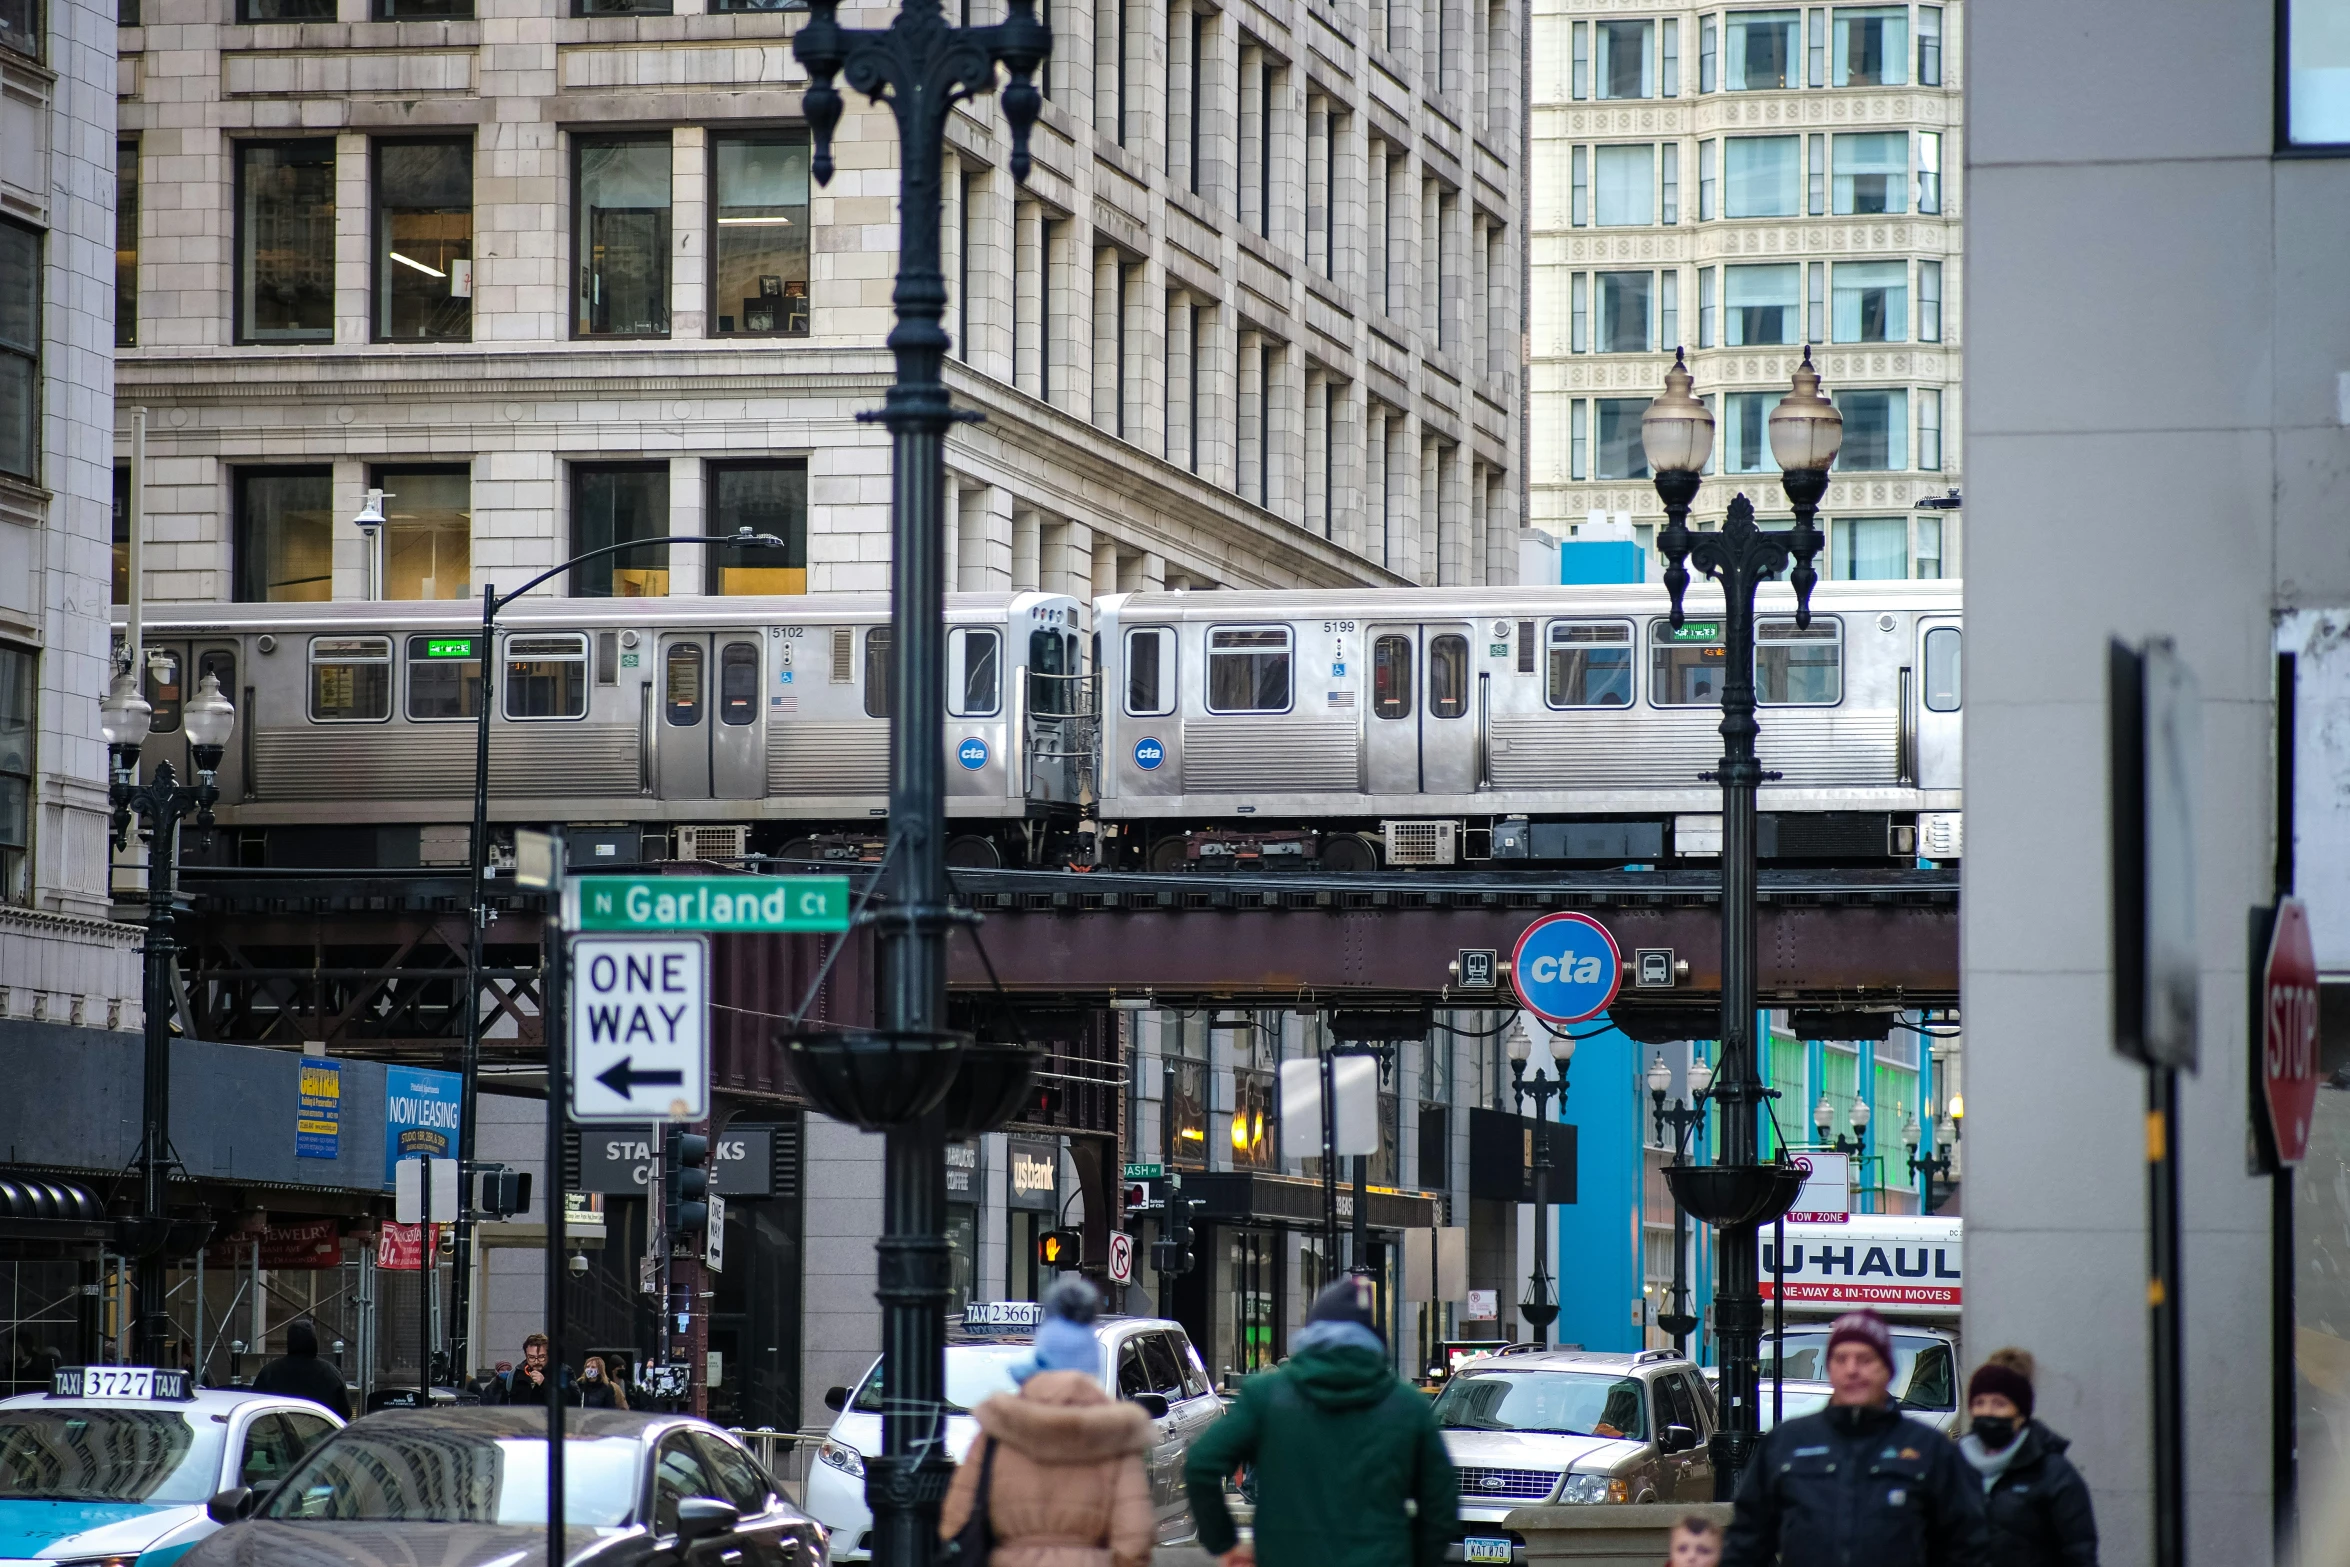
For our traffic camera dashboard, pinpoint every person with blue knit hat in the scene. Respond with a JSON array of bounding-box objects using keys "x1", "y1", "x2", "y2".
[
  {"x1": 1184, "y1": 1276, "x2": 1459, "y2": 1567},
  {"x1": 1014, "y1": 1276, "x2": 1105, "y2": 1384}
]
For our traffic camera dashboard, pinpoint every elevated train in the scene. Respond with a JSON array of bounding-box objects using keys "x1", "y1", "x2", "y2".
[{"x1": 127, "y1": 581, "x2": 1960, "y2": 873}]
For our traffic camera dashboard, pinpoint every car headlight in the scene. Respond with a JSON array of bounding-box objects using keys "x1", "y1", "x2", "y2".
[
  {"x1": 1556, "y1": 1474, "x2": 1630, "y2": 1505},
  {"x1": 56, "y1": 1557, "x2": 140, "y2": 1567},
  {"x1": 817, "y1": 1440, "x2": 867, "y2": 1479}
]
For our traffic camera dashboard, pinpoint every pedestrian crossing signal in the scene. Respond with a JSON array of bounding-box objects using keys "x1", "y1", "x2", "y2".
[{"x1": 1035, "y1": 1229, "x2": 1082, "y2": 1269}]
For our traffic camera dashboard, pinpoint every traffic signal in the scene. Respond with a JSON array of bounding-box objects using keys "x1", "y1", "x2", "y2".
[
  {"x1": 1150, "y1": 1189, "x2": 1196, "y2": 1276},
  {"x1": 475, "y1": 1166, "x2": 532, "y2": 1220},
  {"x1": 664, "y1": 1128, "x2": 710, "y2": 1238},
  {"x1": 1034, "y1": 1229, "x2": 1083, "y2": 1270}
]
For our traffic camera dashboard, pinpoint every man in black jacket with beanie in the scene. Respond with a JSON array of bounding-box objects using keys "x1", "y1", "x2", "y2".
[
  {"x1": 1723, "y1": 1309, "x2": 1987, "y2": 1567},
  {"x1": 250, "y1": 1320, "x2": 352, "y2": 1419}
]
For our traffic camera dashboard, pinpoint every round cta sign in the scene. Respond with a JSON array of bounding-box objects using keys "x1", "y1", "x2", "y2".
[
  {"x1": 1510, "y1": 912, "x2": 1623, "y2": 1024},
  {"x1": 957, "y1": 737, "x2": 990, "y2": 770}
]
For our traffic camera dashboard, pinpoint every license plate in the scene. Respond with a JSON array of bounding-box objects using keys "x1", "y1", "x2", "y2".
[
  {"x1": 1463, "y1": 1539, "x2": 1513, "y2": 1563},
  {"x1": 81, "y1": 1367, "x2": 155, "y2": 1400}
]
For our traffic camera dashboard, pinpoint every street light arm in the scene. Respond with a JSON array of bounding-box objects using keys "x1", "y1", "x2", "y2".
[{"x1": 487, "y1": 532, "x2": 789, "y2": 617}]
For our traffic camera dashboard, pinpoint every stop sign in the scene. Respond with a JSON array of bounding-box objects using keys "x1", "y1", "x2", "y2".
[{"x1": 2263, "y1": 898, "x2": 2322, "y2": 1165}]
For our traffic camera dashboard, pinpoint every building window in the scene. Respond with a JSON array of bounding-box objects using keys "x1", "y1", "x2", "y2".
[
  {"x1": 1917, "y1": 387, "x2": 1943, "y2": 471},
  {"x1": 1725, "y1": 262, "x2": 1798, "y2": 345},
  {"x1": 236, "y1": 140, "x2": 335, "y2": 344},
  {"x1": 1594, "y1": 145, "x2": 1652, "y2": 226},
  {"x1": 1570, "y1": 272, "x2": 1588, "y2": 352},
  {"x1": 1660, "y1": 270, "x2": 1678, "y2": 349},
  {"x1": 575, "y1": 136, "x2": 672, "y2": 339},
  {"x1": 380, "y1": 0, "x2": 466, "y2": 21},
  {"x1": 1807, "y1": 132, "x2": 1825, "y2": 215},
  {"x1": 1833, "y1": 388, "x2": 1907, "y2": 470},
  {"x1": 1571, "y1": 145, "x2": 1589, "y2": 226},
  {"x1": 1698, "y1": 266, "x2": 1716, "y2": 348},
  {"x1": 116, "y1": 140, "x2": 136, "y2": 349},
  {"x1": 1571, "y1": 18, "x2": 1588, "y2": 99},
  {"x1": 1662, "y1": 142, "x2": 1679, "y2": 223},
  {"x1": 578, "y1": 0, "x2": 667, "y2": 18},
  {"x1": 1834, "y1": 516, "x2": 1909, "y2": 580},
  {"x1": 375, "y1": 139, "x2": 472, "y2": 342},
  {"x1": 1807, "y1": 5, "x2": 1826, "y2": 85},
  {"x1": 1918, "y1": 260, "x2": 1943, "y2": 341},
  {"x1": 1661, "y1": 18, "x2": 1679, "y2": 95},
  {"x1": 1725, "y1": 135, "x2": 1799, "y2": 217},
  {"x1": 1833, "y1": 260, "x2": 1907, "y2": 342},
  {"x1": 0, "y1": 221, "x2": 34, "y2": 482},
  {"x1": 1720, "y1": 391, "x2": 1774, "y2": 473},
  {"x1": 711, "y1": 131, "x2": 811, "y2": 337},
  {"x1": 1726, "y1": 9, "x2": 1796, "y2": 89},
  {"x1": 1570, "y1": 398, "x2": 1588, "y2": 480},
  {"x1": 1915, "y1": 516, "x2": 1943, "y2": 580},
  {"x1": 373, "y1": 465, "x2": 471, "y2": 600},
  {"x1": 233, "y1": 467, "x2": 334, "y2": 603},
  {"x1": 238, "y1": 0, "x2": 331, "y2": 24},
  {"x1": 1916, "y1": 130, "x2": 1942, "y2": 214},
  {"x1": 1917, "y1": 4, "x2": 1941, "y2": 86},
  {"x1": 1698, "y1": 138, "x2": 1717, "y2": 219},
  {"x1": 1833, "y1": 5, "x2": 1906, "y2": 86},
  {"x1": 1594, "y1": 19, "x2": 1652, "y2": 98},
  {"x1": 570, "y1": 464, "x2": 670, "y2": 597},
  {"x1": 0, "y1": 0, "x2": 34, "y2": 58},
  {"x1": 1699, "y1": 12, "x2": 1717, "y2": 90},
  {"x1": 1807, "y1": 259, "x2": 1825, "y2": 340},
  {"x1": 1593, "y1": 397, "x2": 1648, "y2": 480},
  {"x1": 706, "y1": 461, "x2": 809, "y2": 593},
  {"x1": 1833, "y1": 132, "x2": 1906, "y2": 214},
  {"x1": 1597, "y1": 271, "x2": 1651, "y2": 353},
  {"x1": 0, "y1": 645, "x2": 28, "y2": 905}
]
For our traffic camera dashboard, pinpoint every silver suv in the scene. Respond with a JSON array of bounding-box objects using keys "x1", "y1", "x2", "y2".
[{"x1": 1435, "y1": 1348, "x2": 1717, "y2": 1560}]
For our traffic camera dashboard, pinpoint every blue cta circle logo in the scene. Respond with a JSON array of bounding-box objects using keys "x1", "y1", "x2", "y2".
[
  {"x1": 1133, "y1": 737, "x2": 1166, "y2": 770},
  {"x1": 1509, "y1": 911, "x2": 1623, "y2": 1024},
  {"x1": 957, "y1": 737, "x2": 989, "y2": 770}
]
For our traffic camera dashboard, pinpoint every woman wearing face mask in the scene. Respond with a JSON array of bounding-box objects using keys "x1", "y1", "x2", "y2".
[
  {"x1": 575, "y1": 1354, "x2": 629, "y2": 1410},
  {"x1": 1958, "y1": 1349, "x2": 2097, "y2": 1566}
]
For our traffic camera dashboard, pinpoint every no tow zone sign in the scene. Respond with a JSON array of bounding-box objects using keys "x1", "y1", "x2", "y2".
[{"x1": 1509, "y1": 912, "x2": 1623, "y2": 1024}]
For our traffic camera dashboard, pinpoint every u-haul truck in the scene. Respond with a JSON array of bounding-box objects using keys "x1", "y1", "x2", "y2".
[{"x1": 1758, "y1": 1213, "x2": 1966, "y2": 1433}]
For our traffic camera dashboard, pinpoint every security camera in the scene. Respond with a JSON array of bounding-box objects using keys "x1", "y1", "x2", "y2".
[{"x1": 568, "y1": 1253, "x2": 589, "y2": 1277}]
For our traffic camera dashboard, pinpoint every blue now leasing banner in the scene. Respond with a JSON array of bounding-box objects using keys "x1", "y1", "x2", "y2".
[{"x1": 384, "y1": 1066, "x2": 463, "y2": 1186}]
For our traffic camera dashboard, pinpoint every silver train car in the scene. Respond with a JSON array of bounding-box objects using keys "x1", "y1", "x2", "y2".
[
  {"x1": 126, "y1": 593, "x2": 1090, "y2": 869},
  {"x1": 1091, "y1": 581, "x2": 1961, "y2": 871}
]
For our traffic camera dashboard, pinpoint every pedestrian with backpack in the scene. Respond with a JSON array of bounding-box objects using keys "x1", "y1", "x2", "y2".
[{"x1": 937, "y1": 1276, "x2": 1155, "y2": 1567}]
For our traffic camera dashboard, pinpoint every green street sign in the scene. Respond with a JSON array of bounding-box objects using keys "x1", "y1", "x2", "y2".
[
  {"x1": 570, "y1": 875, "x2": 851, "y2": 933},
  {"x1": 1123, "y1": 1162, "x2": 1165, "y2": 1181}
]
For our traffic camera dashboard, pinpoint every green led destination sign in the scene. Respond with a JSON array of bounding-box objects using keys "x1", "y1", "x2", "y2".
[
  {"x1": 1665, "y1": 622, "x2": 1722, "y2": 642},
  {"x1": 425, "y1": 637, "x2": 478, "y2": 659}
]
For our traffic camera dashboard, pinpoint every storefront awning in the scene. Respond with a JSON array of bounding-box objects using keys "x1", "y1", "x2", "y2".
[
  {"x1": 1179, "y1": 1170, "x2": 1440, "y2": 1232},
  {"x1": 0, "y1": 1175, "x2": 109, "y2": 1242}
]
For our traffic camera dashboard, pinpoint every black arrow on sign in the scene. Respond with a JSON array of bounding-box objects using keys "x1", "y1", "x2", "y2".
[{"x1": 596, "y1": 1057, "x2": 685, "y2": 1099}]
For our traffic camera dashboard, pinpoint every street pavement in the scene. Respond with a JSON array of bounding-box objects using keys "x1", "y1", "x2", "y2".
[{"x1": 1155, "y1": 1548, "x2": 1218, "y2": 1567}]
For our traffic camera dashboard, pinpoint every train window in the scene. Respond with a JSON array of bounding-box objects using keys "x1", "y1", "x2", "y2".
[
  {"x1": 948, "y1": 629, "x2": 1000, "y2": 717},
  {"x1": 665, "y1": 643, "x2": 705, "y2": 726},
  {"x1": 1206, "y1": 627, "x2": 1292, "y2": 714},
  {"x1": 1429, "y1": 635, "x2": 1470, "y2": 718},
  {"x1": 405, "y1": 634, "x2": 481, "y2": 720},
  {"x1": 504, "y1": 633, "x2": 589, "y2": 719},
  {"x1": 1125, "y1": 627, "x2": 1174, "y2": 717},
  {"x1": 307, "y1": 636, "x2": 392, "y2": 723},
  {"x1": 143, "y1": 650, "x2": 183, "y2": 734},
  {"x1": 720, "y1": 641, "x2": 759, "y2": 725},
  {"x1": 1029, "y1": 628, "x2": 1075, "y2": 716},
  {"x1": 1547, "y1": 621, "x2": 1634, "y2": 708},
  {"x1": 1923, "y1": 627, "x2": 1960, "y2": 711},
  {"x1": 1756, "y1": 617, "x2": 1841, "y2": 705},
  {"x1": 198, "y1": 650, "x2": 237, "y2": 716},
  {"x1": 864, "y1": 628, "x2": 893, "y2": 718},
  {"x1": 1648, "y1": 618, "x2": 1727, "y2": 707},
  {"x1": 1372, "y1": 635, "x2": 1413, "y2": 719}
]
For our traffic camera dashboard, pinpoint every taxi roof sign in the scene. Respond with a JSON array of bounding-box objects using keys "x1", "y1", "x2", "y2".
[
  {"x1": 958, "y1": 1301, "x2": 1043, "y2": 1333},
  {"x1": 52, "y1": 1366, "x2": 193, "y2": 1401}
]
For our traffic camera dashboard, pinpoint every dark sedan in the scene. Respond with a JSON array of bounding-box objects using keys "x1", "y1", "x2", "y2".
[{"x1": 182, "y1": 1406, "x2": 828, "y2": 1567}]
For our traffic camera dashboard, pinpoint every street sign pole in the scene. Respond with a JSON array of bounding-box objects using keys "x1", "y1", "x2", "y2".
[{"x1": 543, "y1": 828, "x2": 568, "y2": 1567}]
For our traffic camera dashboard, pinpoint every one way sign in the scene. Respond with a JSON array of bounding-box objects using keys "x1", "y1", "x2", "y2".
[{"x1": 569, "y1": 935, "x2": 708, "y2": 1124}]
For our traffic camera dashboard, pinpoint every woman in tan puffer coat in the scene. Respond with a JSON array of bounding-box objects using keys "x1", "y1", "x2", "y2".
[{"x1": 938, "y1": 1279, "x2": 1156, "y2": 1567}]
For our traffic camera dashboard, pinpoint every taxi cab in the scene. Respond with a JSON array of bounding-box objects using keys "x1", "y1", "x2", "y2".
[{"x1": 0, "y1": 1367, "x2": 343, "y2": 1567}]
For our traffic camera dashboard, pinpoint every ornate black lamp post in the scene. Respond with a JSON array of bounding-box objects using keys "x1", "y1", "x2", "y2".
[
  {"x1": 1814, "y1": 1094, "x2": 1869, "y2": 1157},
  {"x1": 1646, "y1": 1051, "x2": 1712, "y2": 1355},
  {"x1": 1643, "y1": 347, "x2": 1839, "y2": 1495},
  {"x1": 779, "y1": 11, "x2": 1049, "y2": 1567},
  {"x1": 1505, "y1": 1019, "x2": 1571, "y2": 1346},
  {"x1": 1904, "y1": 1113, "x2": 1959, "y2": 1213},
  {"x1": 100, "y1": 665, "x2": 236, "y2": 1365}
]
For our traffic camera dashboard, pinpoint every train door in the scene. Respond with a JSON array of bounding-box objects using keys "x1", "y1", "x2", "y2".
[
  {"x1": 1025, "y1": 624, "x2": 1085, "y2": 804},
  {"x1": 134, "y1": 639, "x2": 245, "y2": 801},
  {"x1": 1364, "y1": 623, "x2": 1478, "y2": 795},
  {"x1": 1914, "y1": 617, "x2": 1961, "y2": 790},
  {"x1": 655, "y1": 632, "x2": 765, "y2": 800}
]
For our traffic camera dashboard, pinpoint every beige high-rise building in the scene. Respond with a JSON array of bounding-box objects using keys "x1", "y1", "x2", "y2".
[{"x1": 1528, "y1": 0, "x2": 1959, "y2": 580}]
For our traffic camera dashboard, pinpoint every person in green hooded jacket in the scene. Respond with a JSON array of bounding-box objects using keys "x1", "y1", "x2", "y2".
[{"x1": 1185, "y1": 1277, "x2": 1460, "y2": 1567}]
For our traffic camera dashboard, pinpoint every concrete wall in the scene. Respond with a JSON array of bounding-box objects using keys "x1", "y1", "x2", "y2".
[{"x1": 1961, "y1": 1, "x2": 2350, "y2": 1559}]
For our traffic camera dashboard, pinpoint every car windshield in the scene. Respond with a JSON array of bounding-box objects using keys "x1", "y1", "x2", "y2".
[
  {"x1": 1431, "y1": 1371, "x2": 1650, "y2": 1440},
  {"x1": 264, "y1": 1429, "x2": 642, "y2": 1526},
  {"x1": 1759, "y1": 1387, "x2": 1833, "y2": 1429},
  {"x1": 1763, "y1": 1332, "x2": 1956, "y2": 1409},
  {"x1": 0, "y1": 1409, "x2": 224, "y2": 1504},
  {"x1": 854, "y1": 1346, "x2": 1033, "y2": 1415}
]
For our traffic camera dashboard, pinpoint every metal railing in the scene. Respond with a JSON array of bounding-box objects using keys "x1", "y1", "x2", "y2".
[{"x1": 730, "y1": 1427, "x2": 826, "y2": 1498}]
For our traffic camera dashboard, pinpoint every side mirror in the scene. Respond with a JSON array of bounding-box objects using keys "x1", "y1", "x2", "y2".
[
  {"x1": 824, "y1": 1385, "x2": 850, "y2": 1412},
  {"x1": 206, "y1": 1487, "x2": 256, "y2": 1525},
  {"x1": 676, "y1": 1497, "x2": 740, "y2": 1544},
  {"x1": 1661, "y1": 1424, "x2": 1697, "y2": 1455},
  {"x1": 1132, "y1": 1393, "x2": 1170, "y2": 1420}
]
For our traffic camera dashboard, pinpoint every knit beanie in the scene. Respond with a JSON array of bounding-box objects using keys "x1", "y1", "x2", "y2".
[
  {"x1": 1014, "y1": 1273, "x2": 1103, "y2": 1382},
  {"x1": 1306, "y1": 1276, "x2": 1380, "y2": 1334},
  {"x1": 1825, "y1": 1309, "x2": 1896, "y2": 1374},
  {"x1": 1967, "y1": 1361, "x2": 2035, "y2": 1421}
]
